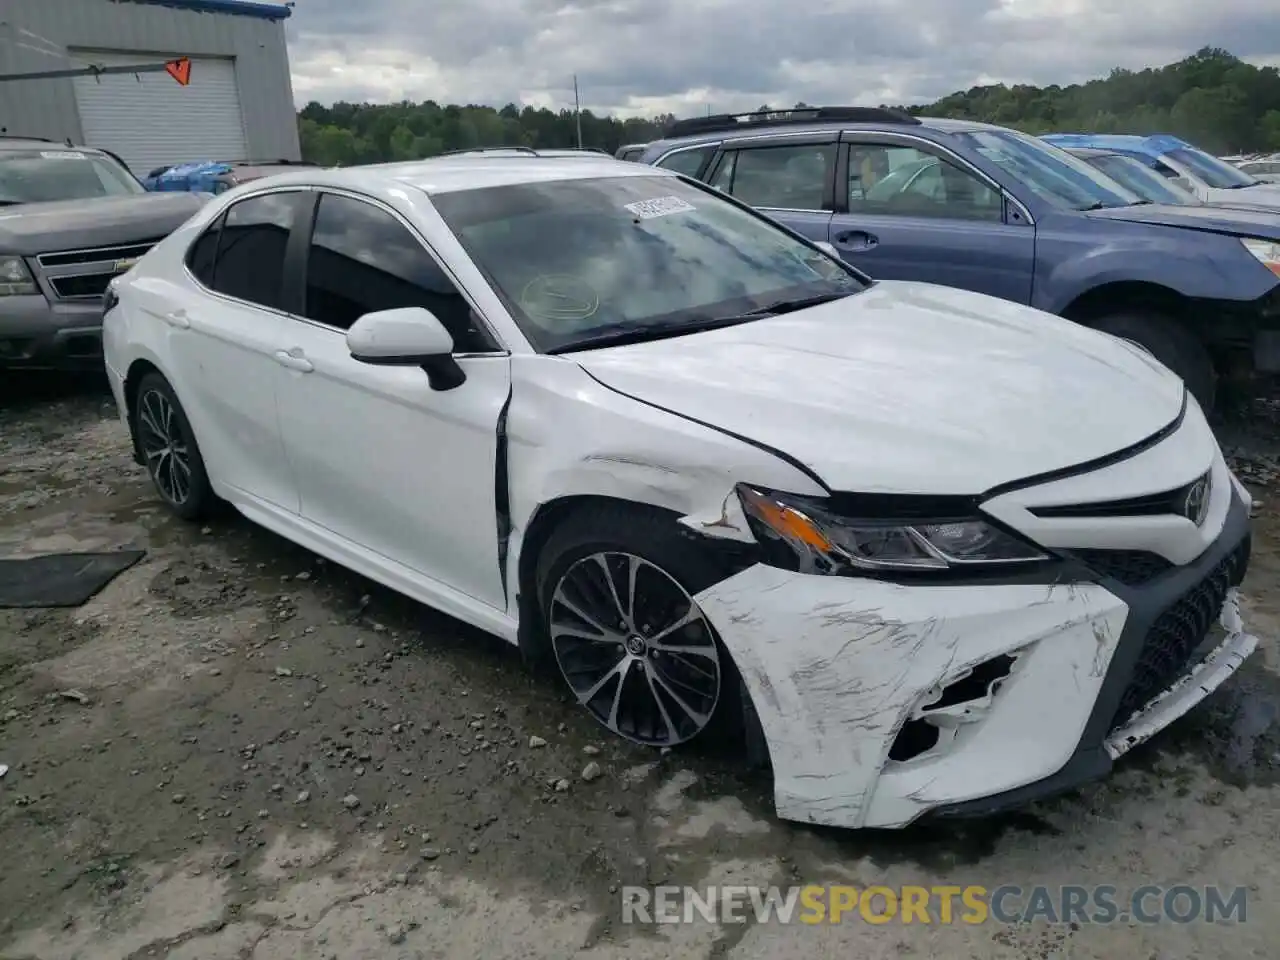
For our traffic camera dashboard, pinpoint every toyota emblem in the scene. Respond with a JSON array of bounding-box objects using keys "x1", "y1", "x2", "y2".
[{"x1": 1183, "y1": 475, "x2": 1210, "y2": 527}]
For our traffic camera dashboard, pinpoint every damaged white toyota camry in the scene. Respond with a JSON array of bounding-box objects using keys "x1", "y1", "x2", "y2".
[{"x1": 103, "y1": 152, "x2": 1257, "y2": 829}]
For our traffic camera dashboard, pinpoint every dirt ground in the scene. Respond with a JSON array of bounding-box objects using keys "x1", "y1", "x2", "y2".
[{"x1": 2, "y1": 376, "x2": 1280, "y2": 960}]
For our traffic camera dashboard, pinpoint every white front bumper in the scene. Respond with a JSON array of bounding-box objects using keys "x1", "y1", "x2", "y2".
[{"x1": 694, "y1": 568, "x2": 1131, "y2": 829}]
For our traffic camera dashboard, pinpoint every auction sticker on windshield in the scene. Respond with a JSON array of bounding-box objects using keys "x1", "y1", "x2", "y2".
[
  {"x1": 624, "y1": 196, "x2": 696, "y2": 219},
  {"x1": 40, "y1": 151, "x2": 86, "y2": 160}
]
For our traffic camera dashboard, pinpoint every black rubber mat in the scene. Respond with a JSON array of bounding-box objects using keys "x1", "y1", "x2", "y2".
[{"x1": 0, "y1": 550, "x2": 147, "y2": 608}]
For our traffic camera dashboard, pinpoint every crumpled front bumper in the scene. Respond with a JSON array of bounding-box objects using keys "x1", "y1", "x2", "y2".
[{"x1": 692, "y1": 477, "x2": 1255, "y2": 831}]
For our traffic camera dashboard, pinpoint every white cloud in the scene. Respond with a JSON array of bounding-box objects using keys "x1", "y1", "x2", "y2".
[{"x1": 283, "y1": 0, "x2": 1280, "y2": 115}]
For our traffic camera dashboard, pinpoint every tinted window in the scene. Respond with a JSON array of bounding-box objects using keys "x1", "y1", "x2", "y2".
[
  {"x1": 711, "y1": 144, "x2": 834, "y2": 210},
  {"x1": 1164, "y1": 147, "x2": 1257, "y2": 189},
  {"x1": 210, "y1": 192, "x2": 304, "y2": 310},
  {"x1": 1087, "y1": 154, "x2": 1199, "y2": 205},
  {"x1": 848, "y1": 144, "x2": 1002, "y2": 221},
  {"x1": 655, "y1": 146, "x2": 715, "y2": 178},
  {"x1": 433, "y1": 175, "x2": 862, "y2": 353},
  {"x1": 303, "y1": 193, "x2": 491, "y2": 351},
  {"x1": 186, "y1": 212, "x2": 224, "y2": 286}
]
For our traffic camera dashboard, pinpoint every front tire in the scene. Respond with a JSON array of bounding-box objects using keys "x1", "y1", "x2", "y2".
[
  {"x1": 535, "y1": 503, "x2": 740, "y2": 749},
  {"x1": 133, "y1": 372, "x2": 214, "y2": 521},
  {"x1": 1091, "y1": 310, "x2": 1217, "y2": 414}
]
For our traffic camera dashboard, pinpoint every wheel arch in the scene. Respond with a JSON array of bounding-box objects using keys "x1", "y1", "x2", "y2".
[
  {"x1": 1060, "y1": 280, "x2": 1192, "y2": 328},
  {"x1": 123, "y1": 357, "x2": 166, "y2": 464}
]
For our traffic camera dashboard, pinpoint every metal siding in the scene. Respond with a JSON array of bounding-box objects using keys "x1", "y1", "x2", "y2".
[
  {"x1": 0, "y1": 0, "x2": 298, "y2": 160},
  {"x1": 72, "y1": 52, "x2": 249, "y2": 171}
]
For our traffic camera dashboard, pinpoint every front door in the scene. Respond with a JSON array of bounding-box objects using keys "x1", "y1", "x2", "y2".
[
  {"x1": 272, "y1": 190, "x2": 511, "y2": 611},
  {"x1": 831, "y1": 137, "x2": 1035, "y2": 304}
]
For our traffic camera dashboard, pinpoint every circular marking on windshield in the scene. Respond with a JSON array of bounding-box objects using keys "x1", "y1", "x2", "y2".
[{"x1": 519, "y1": 274, "x2": 600, "y2": 323}]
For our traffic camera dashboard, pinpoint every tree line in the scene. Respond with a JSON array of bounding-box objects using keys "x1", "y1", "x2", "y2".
[{"x1": 297, "y1": 47, "x2": 1280, "y2": 166}]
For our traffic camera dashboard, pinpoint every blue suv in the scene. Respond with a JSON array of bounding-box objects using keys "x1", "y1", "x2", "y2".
[{"x1": 639, "y1": 108, "x2": 1280, "y2": 411}]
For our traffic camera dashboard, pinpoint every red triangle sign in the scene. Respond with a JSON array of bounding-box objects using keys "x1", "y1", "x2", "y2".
[{"x1": 164, "y1": 57, "x2": 191, "y2": 86}]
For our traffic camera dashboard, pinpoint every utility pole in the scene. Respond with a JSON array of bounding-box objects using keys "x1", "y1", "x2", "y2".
[{"x1": 573, "y1": 74, "x2": 583, "y2": 148}]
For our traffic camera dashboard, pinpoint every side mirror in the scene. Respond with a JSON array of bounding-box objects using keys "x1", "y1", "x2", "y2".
[
  {"x1": 347, "y1": 307, "x2": 466, "y2": 391},
  {"x1": 813, "y1": 240, "x2": 839, "y2": 258}
]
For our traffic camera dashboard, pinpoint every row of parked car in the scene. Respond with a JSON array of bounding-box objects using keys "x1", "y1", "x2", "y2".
[{"x1": 618, "y1": 111, "x2": 1280, "y2": 413}]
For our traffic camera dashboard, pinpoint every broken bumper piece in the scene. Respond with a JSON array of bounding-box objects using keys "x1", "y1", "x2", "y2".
[{"x1": 692, "y1": 487, "x2": 1254, "y2": 830}]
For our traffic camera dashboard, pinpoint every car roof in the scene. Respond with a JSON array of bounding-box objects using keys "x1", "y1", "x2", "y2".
[
  {"x1": 240, "y1": 152, "x2": 676, "y2": 196},
  {"x1": 1062, "y1": 146, "x2": 1121, "y2": 159},
  {"x1": 1040, "y1": 133, "x2": 1192, "y2": 160},
  {"x1": 0, "y1": 136, "x2": 101, "y2": 153},
  {"x1": 643, "y1": 114, "x2": 1004, "y2": 155}
]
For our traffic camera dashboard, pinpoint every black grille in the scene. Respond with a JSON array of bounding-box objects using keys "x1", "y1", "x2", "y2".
[
  {"x1": 1030, "y1": 471, "x2": 1209, "y2": 520},
  {"x1": 37, "y1": 239, "x2": 160, "y2": 268},
  {"x1": 1075, "y1": 549, "x2": 1173, "y2": 586},
  {"x1": 49, "y1": 272, "x2": 113, "y2": 299},
  {"x1": 1110, "y1": 541, "x2": 1250, "y2": 729}
]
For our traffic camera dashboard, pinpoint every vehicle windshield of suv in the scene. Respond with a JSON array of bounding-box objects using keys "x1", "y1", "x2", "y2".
[
  {"x1": 1084, "y1": 153, "x2": 1201, "y2": 206},
  {"x1": 434, "y1": 175, "x2": 864, "y2": 352},
  {"x1": 1164, "y1": 147, "x2": 1259, "y2": 189},
  {"x1": 952, "y1": 129, "x2": 1142, "y2": 211},
  {"x1": 0, "y1": 149, "x2": 144, "y2": 204}
]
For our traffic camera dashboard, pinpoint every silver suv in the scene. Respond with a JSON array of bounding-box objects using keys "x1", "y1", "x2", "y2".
[{"x1": 0, "y1": 137, "x2": 207, "y2": 372}]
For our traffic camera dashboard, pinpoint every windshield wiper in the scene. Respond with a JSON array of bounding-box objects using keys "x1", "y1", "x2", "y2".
[
  {"x1": 736, "y1": 290, "x2": 854, "y2": 316},
  {"x1": 546, "y1": 313, "x2": 764, "y2": 354}
]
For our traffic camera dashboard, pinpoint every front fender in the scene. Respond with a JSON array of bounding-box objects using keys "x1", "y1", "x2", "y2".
[
  {"x1": 1032, "y1": 216, "x2": 1276, "y2": 315},
  {"x1": 502, "y1": 356, "x2": 826, "y2": 616}
]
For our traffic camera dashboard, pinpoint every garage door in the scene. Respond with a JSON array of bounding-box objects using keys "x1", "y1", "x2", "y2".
[{"x1": 71, "y1": 51, "x2": 249, "y2": 176}]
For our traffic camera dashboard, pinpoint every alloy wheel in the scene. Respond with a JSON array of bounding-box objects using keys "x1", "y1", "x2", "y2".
[
  {"x1": 136, "y1": 388, "x2": 192, "y2": 506},
  {"x1": 548, "y1": 552, "x2": 722, "y2": 746}
]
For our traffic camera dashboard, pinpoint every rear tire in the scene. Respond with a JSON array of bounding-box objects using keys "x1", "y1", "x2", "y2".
[
  {"x1": 1091, "y1": 310, "x2": 1217, "y2": 414},
  {"x1": 534, "y1": 502, "x2": 748, "y2": 751},
  {"x1": 133, "y1": 372, "x2": 215, "y2": 521}
]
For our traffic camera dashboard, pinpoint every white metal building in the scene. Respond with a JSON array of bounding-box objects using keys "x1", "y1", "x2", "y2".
[{"x1": 0, "y1": 0, "x2": 300, "y2": 174}]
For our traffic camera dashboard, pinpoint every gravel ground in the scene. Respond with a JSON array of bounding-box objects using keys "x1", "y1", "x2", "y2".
[{"x1": 2, "y1": 375, "x2": 1280, "y2": 959}]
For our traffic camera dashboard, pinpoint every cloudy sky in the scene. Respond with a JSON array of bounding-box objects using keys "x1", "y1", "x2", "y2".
[{"x1": 283, "y1": 0, "x2": 1280, "y2": 117}]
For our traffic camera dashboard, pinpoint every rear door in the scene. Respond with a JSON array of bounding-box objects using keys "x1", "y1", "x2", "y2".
[
  {"x1": 700, "y1": 133, "x2": 837, "y2": 244},
  {"x1": 829, "y1": 133, "x2": 1035, "y2": 304}
]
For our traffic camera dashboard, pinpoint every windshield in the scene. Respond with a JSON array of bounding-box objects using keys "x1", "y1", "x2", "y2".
[
  {"x1": 1084, "y1": 154, "x2": 1200, "y2": 206},
  {"x1": 952, "y1": 129, "x2": 1141, "y2": 211},
  {"x1": 0, "y1": 149, "x2": 143, "y2": 203},
  {"x1": 1164, "y1": 147, "x2": 1258, "y2": 189},
  {"x1": 433, "y1": 175, "x2": 864, "y2": 352}
]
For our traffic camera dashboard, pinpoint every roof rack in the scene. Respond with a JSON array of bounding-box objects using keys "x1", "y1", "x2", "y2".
[
  {"x1": 0, "y1": 133, "x2": 57, "y2": 142},
  {"x1": 437, "y1": 145, "x2": 539, "y2": 158},
  {"x1": 667, "y1": 106, "x2": 920, "y2": 138}
]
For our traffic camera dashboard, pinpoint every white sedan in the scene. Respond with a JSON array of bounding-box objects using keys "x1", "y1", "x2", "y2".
[{"x1": 103, "y1": 151, "x2": 1257, "y2": 829}]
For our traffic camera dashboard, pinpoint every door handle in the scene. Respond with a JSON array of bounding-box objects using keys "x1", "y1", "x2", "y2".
[
  {"x1": 273, "y1": 349, "x2": 313, "y2": 373},
  {"x1": 834, "y1": 230, "x2": 878, "y2": 250},
  {"x1": 163, "y1": 309, "x2": 190, "y2": 329}
]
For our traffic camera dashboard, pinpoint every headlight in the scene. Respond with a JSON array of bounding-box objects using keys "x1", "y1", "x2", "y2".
[
  {"x1": 1241, "y1": 238, "x2": 1280, "y2": 277},
  {"x1": 0, "y1": 256, "x2": 36, "y2": 296},
  {"x1": 737, "y1": 486, "x2": 1049, "y2": 575}
]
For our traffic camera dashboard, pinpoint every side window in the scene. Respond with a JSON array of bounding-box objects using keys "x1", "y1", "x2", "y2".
[
  {"x1": 655, "y1": 146, "x2": 715, "y2": 179},
  {"x1": 713, "y1": 144, "x2": 835, "y2": 211},
  {"x1": 848, "y1": 143, "x2": 1002, "y2": 222},
  {"x1": 303, "y1": 193, "x2": 492, "y2": 352},
  {"x1": 185, "y1": 211, "x2": 224, "y2": 287},
  {"x1": 209, "y1": 192, "x2": 304, "y2": 310}
]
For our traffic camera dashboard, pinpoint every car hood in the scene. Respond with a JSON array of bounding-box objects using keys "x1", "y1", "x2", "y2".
[
  {"x1": 1084, "y1": 201, "x2": 1280, "y2": 239},
  {"x1": 0, "y1": 192, "x2": 208, "y2": 255},
  {"x1": 569, "y1": 281, "x2": 1185, "y2": 495},
  {"x1": 1203, "y1": 183, "x2": 1280, "y2": 211}
]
